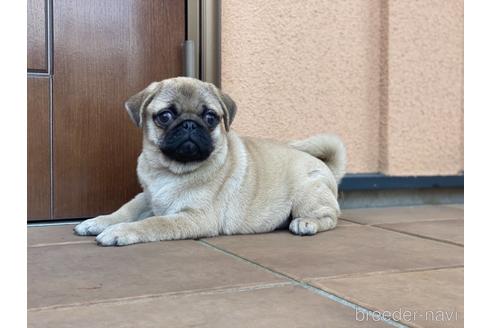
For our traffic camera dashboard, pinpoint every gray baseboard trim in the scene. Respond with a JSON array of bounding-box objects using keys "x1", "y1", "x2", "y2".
[
  {"x1": 338, "y1": 174, "x2": 463, "y2": 209},
  {"x1": 339, "y1": 188, "x2": 463, "y2": 209},
  {"x1": 340, "y1": 174, "x2": 464, "y2": 191}
]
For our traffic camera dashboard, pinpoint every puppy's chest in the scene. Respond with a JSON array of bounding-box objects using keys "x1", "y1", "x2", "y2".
[{"x1": 143, "y1": 175, "x2": 212, "y2": 216}]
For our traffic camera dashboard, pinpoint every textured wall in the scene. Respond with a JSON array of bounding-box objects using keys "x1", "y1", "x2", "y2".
[
  {"x1": 221, "y1": 0, "x2": 383, "y2": 173},
  {"x1": 383, "y1": 0, "x2": 464, "y2": 175},
  {"x1": 221, "y1": 0, "x2": 463, "y2": 175}
]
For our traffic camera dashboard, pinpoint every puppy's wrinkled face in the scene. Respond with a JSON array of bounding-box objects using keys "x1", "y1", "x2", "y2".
[
  {"x1": 125, "y1": 77, "x2": 236, "y2": 165},
  {"x1": 150, "y1": 89, "x2": 219, "y2": 163}
]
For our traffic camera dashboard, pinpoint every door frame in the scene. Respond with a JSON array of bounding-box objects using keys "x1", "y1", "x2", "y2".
[{"x1": 185, "y1": 0, "x2": 221, "y2": 87}]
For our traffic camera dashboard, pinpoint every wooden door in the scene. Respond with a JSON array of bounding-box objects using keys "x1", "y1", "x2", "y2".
[
  {"x1": 27, "y1": 77, "x2": 51, "y2": 220},
  {"x1": 52, "y1": 0, "x2": 184, "y2": 219},
  {"x1": 27, "y1": 0, "x2": 50, "y2": 220},
  {"x1": 27, "y1": 0, "x2": 48, "y2": 72}
]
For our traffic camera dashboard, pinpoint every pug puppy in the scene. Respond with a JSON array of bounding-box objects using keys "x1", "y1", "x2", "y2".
[{"x1": 74, "y1": 77, "x2": 346, "y2": 246}]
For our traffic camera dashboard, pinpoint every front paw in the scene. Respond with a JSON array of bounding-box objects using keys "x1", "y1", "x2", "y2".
[
  {"x1": 96, "y1": 223, "x2": 143, "y2": 246},
  {"x1": 289, "y1": 218, "x2": 319, "y2": 236},
  {"x1": 74, "y1": 216, "x2": 114, "y2": 236}
]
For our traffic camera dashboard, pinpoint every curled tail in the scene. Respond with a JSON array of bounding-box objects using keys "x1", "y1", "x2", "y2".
[{"x1": 289, "y1": 134, "x2": 347, "y2": 183}]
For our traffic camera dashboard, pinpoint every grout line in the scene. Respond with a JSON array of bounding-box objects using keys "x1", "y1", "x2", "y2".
[
  {"x1": 197, "y1": 240, "x2": 408, "y2": 328},
  {"x1": 370, "y1": 225, "x2": 464, "y2": 248},
  {"x1": 197, "y1": 240, "x2": 290, "y2": 280},
  {"x1": 28, "y1": 281, "x2": 294, "y2": 313},
  {"x1": 28, "y1": 221, "x2": 81, "y2": 227},
  {"x1": 306, "y1": 265, "x2": 465, "y2": 282},
  {"x1": 299, "y1": 284, "x2": 407, "y2": 328},
  {"x1": 339, "y1": 216, "x2": 463, "y2": 225},
  {"x1": 29, "y1": 240, "x2": 94, "y2": 248},
  {"x1": 337, "y1": 217, "x2": 365, "y2": 224},
  {"x1": 337, "y1": 219, "x2": 364, "y2": 226}
]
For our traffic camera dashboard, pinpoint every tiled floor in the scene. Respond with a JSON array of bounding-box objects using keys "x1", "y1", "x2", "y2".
[{"x1": 27, "y1": 205, "x2": 464, "y2": 328}]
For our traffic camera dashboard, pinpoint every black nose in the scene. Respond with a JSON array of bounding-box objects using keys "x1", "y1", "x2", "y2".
[{"x1": 181, "y1": 120, "x2": 197, "y2": 131}]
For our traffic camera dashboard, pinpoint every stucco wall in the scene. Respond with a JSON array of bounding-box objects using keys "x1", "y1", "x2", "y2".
[
  {"x1": 221, "y1": 0, "x2": 463, "y2": 176},
  {"x1": 383, "y1": 0, "x2": 464, "y2": 175}
]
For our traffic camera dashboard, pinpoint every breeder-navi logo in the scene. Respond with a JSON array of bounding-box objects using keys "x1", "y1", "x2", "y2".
[{"x1": 355, "y1": 307, "x2": 461, "y2": 323}]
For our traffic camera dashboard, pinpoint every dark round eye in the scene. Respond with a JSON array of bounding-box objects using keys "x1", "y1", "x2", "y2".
[
  {"x1": 204, "y1": 111, "x2": 218, "y2": 126},
  {"x1": 155, "y1": 111, "x2": 174, "y2": 126}
]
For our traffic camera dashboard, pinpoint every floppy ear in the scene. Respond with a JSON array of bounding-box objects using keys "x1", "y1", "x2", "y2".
[
  {"x1": 124, "y1": 82, "x2": 160, "y2": 127},
  {"x1": 210, "y1": 85, "x2": 237, "y2": 132}
]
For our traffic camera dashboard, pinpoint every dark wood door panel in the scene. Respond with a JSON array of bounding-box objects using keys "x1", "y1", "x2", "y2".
[
  {"x1": 53, "y1": 0, "x2": 185, "y2": 218},
  {"x1": 27, "y1": 0, "x2": 47, "y2": 71},
  {"x1": 28, "y1": 77, "x2": 51, "y2": 220}
]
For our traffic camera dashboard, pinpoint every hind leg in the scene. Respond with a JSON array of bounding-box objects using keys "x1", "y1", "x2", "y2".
[{"x1": 289, "y1": 179, "x2": 340, "y2": 236}]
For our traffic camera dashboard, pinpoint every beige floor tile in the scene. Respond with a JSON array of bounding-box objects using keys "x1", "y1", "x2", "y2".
[
  {"x1": 28, "y1": 225, "x2": 90, "y2": 246},
  {"x1": 377, "y1": 219, "x2": 463, "y2": 246},
  {"x1": 341, "y1": 205, "x2": 464, "y2": 225},
  {"x1": 310, "y1": 268, "x2": 463, "y2": 328},
  {"x1": 205, "y1": 226, "x2": 463, "y2": 280},
  {"x1": 28, "y1": 241, "x2": 285, "y2": 309},
  {"x1": 28, "y1": 285, "x2": 387, "y2": 328},
  {"x1": 26, "y1": 219, "x2": 355, "y2": 247}
]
